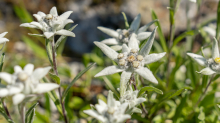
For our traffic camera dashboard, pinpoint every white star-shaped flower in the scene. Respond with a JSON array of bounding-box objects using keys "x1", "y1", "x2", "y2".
[
  {"x1": 94, "y1": 27, "x2": 166, "y2": 96},
  {"x1": 0, "y1": 64, "x2": 59, "y2": 105},
  {"x1": 120, "y1": 85, "x2": 146, "y2": 113},
  {"x1": 98, "y1": 14, "x2": 156, "y2": 51},
  {"x1": 83, "y1": 91, "x2": 131, "y2": 123},
  {"x1": 187, "y1": 38, "x2": 220, "y2": 75},
  {"x1": 0, "y1": 32, "x2": 9, "y2": 44},
  {"x1": 20, "y1": 7, "x2": 75, "y2": 39}
]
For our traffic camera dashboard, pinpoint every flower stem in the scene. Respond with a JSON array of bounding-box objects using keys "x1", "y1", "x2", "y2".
[
  {"x1": 51, "y1": 37, "x2": 68, "y2": 123},
  {"x1": 19, "y1": 103, "x2": 25, "y2": 123},
  {"x1": 1, "y1": 98, "x2": 12, "y2": 120},
  {"x1": 130, "y1": 74, "x2": 148, "y2": 115}
]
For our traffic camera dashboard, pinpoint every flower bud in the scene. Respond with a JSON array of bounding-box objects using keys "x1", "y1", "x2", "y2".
[
  {"x1": 131, "y1": 49, "x2": 138, "y2": 53},
  {"x1": 117, "y1": 53, "x2": 124, "y2": 59},
  {"x1": 119, "y1": 59, "x2": 126, "y2": 66},
  {"x1": 18, "y1": 72, "x2": 28, "y2": 82},
  {"x1": 46, "y1": 14, "x2": 53, "y2": 20},
  {"x1": 132, "y1": 61, "x2": 139, "y2": 68},
  {"x1": 137, "y1": 55, "x2": 143, "y2": 61},
  {"x1": 215, "y1": 57, "x2": 220, "y2": 64},
  {"x1": 127, "y1": 55, "x2": 135, "y2": 62}
]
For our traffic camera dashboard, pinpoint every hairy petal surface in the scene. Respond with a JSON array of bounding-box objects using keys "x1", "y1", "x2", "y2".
[
  {"x1": 144, "y1": 52, "x2": 166, "y2": 65},
  {"x1": 187, "y1": 53, "x2": 206, "y2": 66},
  {"x1": 94, "y1": 66, "x2": 124, "y2": 77},
  {"x1": 135, "y1": 67, "x2": 158, "y2": 84}
]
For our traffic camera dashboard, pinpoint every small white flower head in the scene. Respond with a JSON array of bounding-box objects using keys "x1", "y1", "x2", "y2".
[
  {"x1": 187, "y1": 37, "x2": 220, "y2": 75},
  {"x1": 83, "y1": 91, "x2": 131, "y2": 123},
  {"x1": 94, "y1": 27, "x2": 166, "y2": 97},
  {"x1": 98, "y1": 14, "x2": 156, "y2": 51},
  {"x1": 0, "y1": 32, "x2": 9, "y2": 44},
  {"x1": 0, "y1": 64, "x2": 59, "y2": 105},
  {"x1": 120, "y1": 85, "x2": 146, "y2": 111},
  {"x1": 20, "y1": 7, "x2": 75, "y2": 39}
]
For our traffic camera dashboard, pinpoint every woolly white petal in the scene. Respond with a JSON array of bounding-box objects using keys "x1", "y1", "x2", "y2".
[
  {"x1": 187, "y1": 53, "x2": 206, "y2": 66},
  {"x1": 24, "y1": 64, "x2": 34, "y2": 75},
  {"x1": 34, "y1": 83, "x2": 59, "y2": 94},
  {"x1": 33, "y1": 14, "x2": 42, "y2": 21},
  {"x1": 212, "y1": 38, "x2": 219, "y2": 59},
  {"x1": 55, "y1": 29, "x2": 75, "y2": 37},
  {"x1": 0, "y1": 32, "x2": 8, "y2": 38},
  {"x1": 0, "y1": 73, "x2": 12, "y2": 84},
  {"x1": 130, "y1": 14, "x2": 141, "y2": 33},
  {"x1": 8, "y1": 85, "x2": 23, "y2": 95},
  {"x1": 0, "y1": 88, "x2": 9, "y2": 97},
  {"x1": 28, "y1": 33, "x2": 44, "y2": 37},
  {"x1": 203, "y1": 26, "x2": 215, "y2": 37},
  {"x1": 144, "y1": 52, "x2": 166, "y2": 65},
  {"x1": 110, "y1": 45, "x2": 122, "y2": 51},
  {"x1": 97, "y1": 27, "x2": 119, "y2": 38},
  {"x1": 98, "y1": 99, "x2": 107, "y2": 107},
  {"x1": 94, "y1": 66, "x2": 123, "y2": 77},
  {"x1": 128, "y1": 33, "x2": 139, "y2": 50},
  {"x1": 32, "y1": 66, "x2": 51, "y2": 80},
  {"x1": 94, "y1": 41, "x2": 119, "y2": 62},
  {"x1": 30, "y1": 22, "x2": 43, "y2": 30},
  {"x1": 0, "y1": 38, "x2": 9, "y2": 44},
  {"x1": 122, "y1": 44, "x2": 130, "y2": 53},
  {"x1": 12, "y1": 93, "x2": 25, "y2": 105},
  {"x1": 135, "y1": 67, "x2": 158, "y2": 84},
  {"x1": 107, "y1": 91, "x2": 115, "y2": 107},
  {"x1": 120, "y1": 71, "x2": 132, "y2": 97},
  {"x1": 136, "y1": 98, "x2": 146, "y2": 104},
  {"x1": 197, "y1": 67, "x2": 216, "y2": 75},
  {"x1": 20, "y1": 23, "x2": 37, "y2": 28},
  {"x1": 14, "y1": 66, "x2": 23, "y2": 74},
  {"x1": 119, "y1": 102, "x2": 129, "y2": 113},
  {"x1": 139, "y1": 27, "x2": 157, "y2": 57},
  {"x1": 49, "y1": 7, "x2": 58, "y2": 16},
  {"x1": 83, "y1": 110, "x2": 106, "y2": 122},
  {"x1": 44, "y1": 32, "x2": 55, "y2": 39},
  {"x1": 117, "y1": 114, "x2": 131, "y2": 122},
  {"x1": 37, "y1": 11, "x2": 46, "y2": 17},
  {"x1": 101, "y1": 38, "x2": 118, "y2": 45},
  {"x1": 60, "y1": 11, "x2": 73, "y2": 20},
  {"x1": 95, "y1": 104, "x2": 106, "y2": 114},
  {"x1": 137, "y1": 32, "x2": 151, "y2": 41}
]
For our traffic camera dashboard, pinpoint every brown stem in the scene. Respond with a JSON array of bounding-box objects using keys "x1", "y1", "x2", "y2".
[
  {"x1": 1, "y1": 99, "x2": 12, "y2": 120},
  {"x1": 130, "y1": 74, "x2": 148, "y2": 115},
  {"x1": 51, "y1": 37, "x2": 68, "y2": 123}
]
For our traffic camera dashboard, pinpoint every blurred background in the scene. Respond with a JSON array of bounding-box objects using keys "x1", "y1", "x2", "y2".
[{"x1": 0, "y1": 0, "x2": 219, "y2": 122}]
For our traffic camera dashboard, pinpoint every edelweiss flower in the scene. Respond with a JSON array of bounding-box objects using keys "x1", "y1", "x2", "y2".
[
  {"x1": 20, "y1": 7, "x2": 75, "y2": 39},
  {"x1": 0, "y1": 64, "x2": 59, "y2": 105},
  {"x1": 0, "y1": 32, "x2": 9, "y2": 44},
  {"x1": 98, "y1": 14, "x2": 156, "y2": 51},
  {"x1": 94, "y1": 27, "x2": 166, "y2": 96},
  {"x1": 120, "y1": 85, "x2": 146, "y2": 113},
  {"x1": 83, "y1": 91, "x2": 130, "y2": 123},
  {"x1": 187, "y1": 38, "x2": 220, "y2": 75}
]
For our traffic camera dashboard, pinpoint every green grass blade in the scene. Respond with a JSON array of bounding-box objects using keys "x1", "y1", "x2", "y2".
[
  {"x1": 25, "y1": 103, "x2": 38, "y2": 123},
  {"x1": 121, "y1": 12, "x2": 129, "y2": 29},
  {"x1": 151, "y1": 10, "x2": 168, "y2": 52},
  {"x1": 62, "y1": 63, "x2": 96, "y2": 101},
  {"x1": 216, "y1": 2, "x2": 220, "y2": 40},
  {"x1": 138, "y1": 86, "x2": 163, "y2": 97}
]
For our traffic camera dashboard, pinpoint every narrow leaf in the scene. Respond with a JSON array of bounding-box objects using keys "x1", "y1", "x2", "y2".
[
  {"x1": 138, "y1": 86, "x2": 163, "y2": 97},
  {"x1": 122, "y1": 12, "x2": 129, "y2": 29},
  {"x1": 27, "y1": 109, "x2": 35, "y2": 123},
  {"x1": 49, "y1": 73, "x2": 60, "y2": 84},
  {"x1": 138, "y1": 19, "x2": 158, "y2": 33},
  {"x1": 0, "y1": 53, "x2": 5, "y2": 83},
  {"x1": 25, "y1": 103, "x2": 38, "y2": 123},
  {"x1": 216, "y1": 2, "x2": 220, "y2": 40},
  {"x1": 45, "y1": 39, "x2": 53, "y2": 67},
  {"x1": 151, "y1": 10, "x2": 168, "y2": 52},
  {"x1": 55, "y1": 24, "x2": 78, "y2": 49},
  {"x1": 103, "y1": 77, "x2": 120, "y2": 98},
  {"x1": 42, "y1": 77, "x2": 62, "y2": 115},
  {"x1": 62, "y1": 63, "x2": 96, "y2": 101}
]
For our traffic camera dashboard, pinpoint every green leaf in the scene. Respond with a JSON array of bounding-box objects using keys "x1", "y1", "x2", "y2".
[
  {"x1": 121, "y1": 12, "x2": 129, "y2": 29},
  {"x1": 42, "y1": 77, "x2": 62, "y2": 115},
  {"x1": 0, "y1": 53, "x2": 5, "y2": 83},
  {"x1": 45, "y1": 39, "x2": 53, "y2": 67},
  {"x1": 27, "y1": 109, "x2": 35, "y2": 123},
  {"x1": 216, "y1": 2, "x2": 220, "y2": 40},
  {"x1": 172, "y1": 30, "x2": 196, "y2": 49},
  {"x1": 198, "y1": 107, "x2": 205, "y2": 121},
  {"x1": 151, "y1": 10, "x2": 168, "y2": 52},
  {"x1": 13, "y1": 5, "x2": 33, "y2": 23},
  {"x1": 55, "y1": 24, "x2": 78, "y2": 49},
  {"x1": 166, "y1": 87, "x2": 191, "y2": 99},
  {"x1": 62, "y1": 63, "x2": 96, "y2": 101},
  {"x1": 25, "y1": 103, "x2": 38, "y2": 123},
  {"x1": 138, "y1": 86, "x2": 163, "y2": 97},
  {"x1": 22, "y1": 36, "x2": 47, "y2": 58},
  {"x1": 49, "y1": 73, "x2": 60, "y2": 84},
  {"x1": 103, "y1": 77, "x2": 120, "y2": 98}
]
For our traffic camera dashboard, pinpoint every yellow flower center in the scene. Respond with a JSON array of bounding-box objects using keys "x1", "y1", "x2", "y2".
[
  {"x1": 127, "y1": 55, "x2": 135, "y2": 62},
  {"x1": 215, "y1": 57, "x2": 220, "y2": 64}
]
